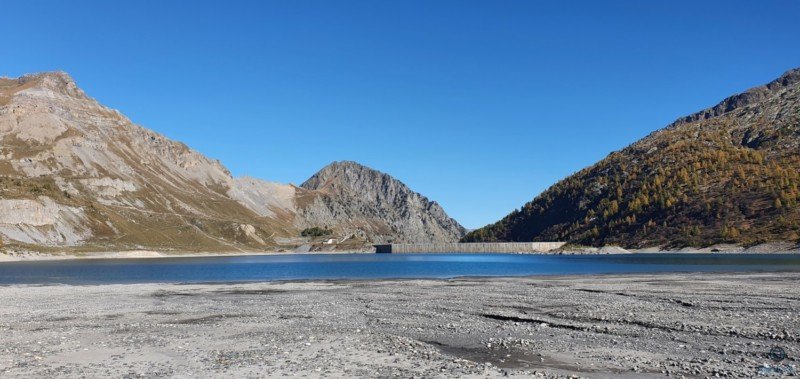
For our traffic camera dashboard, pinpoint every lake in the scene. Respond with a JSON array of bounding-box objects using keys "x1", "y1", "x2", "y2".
[{"x1": 1, "y1": 253, "x2": 799, "y2": 285}]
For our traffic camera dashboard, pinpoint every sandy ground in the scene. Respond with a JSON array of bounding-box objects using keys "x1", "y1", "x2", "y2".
[{"x1": 1, "y1": 273, "x2": 798, "y2": 378}]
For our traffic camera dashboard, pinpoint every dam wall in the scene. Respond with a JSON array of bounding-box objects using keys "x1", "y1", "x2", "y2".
[{"x1": 374, "y1": 242, "x2": 566, "y2": 254}]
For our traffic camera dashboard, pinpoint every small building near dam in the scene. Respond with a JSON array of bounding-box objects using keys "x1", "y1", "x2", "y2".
[{"x1": 374, "y1": 242, "x2": 566, "y2": 254}]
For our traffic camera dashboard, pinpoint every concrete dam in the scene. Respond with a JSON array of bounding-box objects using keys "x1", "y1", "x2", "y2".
[{"x1": 374, "y1": 242, "x2": 566, "y2": 254}]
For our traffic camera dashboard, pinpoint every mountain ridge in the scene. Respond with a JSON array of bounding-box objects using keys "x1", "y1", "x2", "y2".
[
  {"x1": 671, "y1": 67, "x2": 800, "y2": 127},
  {"x1": 463, "y1": 67, "x2": 800, "y2": 248},
  {"x1": 0, "y1": 71, "x2": 465, "y2": 251}
]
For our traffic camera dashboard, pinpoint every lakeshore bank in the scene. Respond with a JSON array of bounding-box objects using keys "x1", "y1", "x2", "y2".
[
  {"x1": 1, "y1": 241, "x2": 798, "y2": 262},
  {"x1": 1, "y1": 273, "x2": 798, "y2": 378}
]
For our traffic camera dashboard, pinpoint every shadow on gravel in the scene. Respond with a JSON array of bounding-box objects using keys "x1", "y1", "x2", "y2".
[
  {"x1": 480, "y1": 313, "x2": 584, "y2": 332},
  {"x1": 574, "y1": 288, "x2": 696, "y2": 307},
  {"x1": 278, "y1": 314, "x2": 312, "y2": 320},
  {"x1": 44, "y1": 316, "x2": 76, "y2": 322},
  {"x1": 212, "y1": 289, "x2": 288, "y2": 295},
  {"x1": 422, "y1": 339, "x2": 598, "y2": 373},
  {"x1": 166, "y1": 314, "x2": 253, "y2": 325},
  {"x1": 151, "y1": 291, "x2": 198, "y2": 298},
  {"x1": 144, "y1": 310, "x2": 181, "y2": 315}
]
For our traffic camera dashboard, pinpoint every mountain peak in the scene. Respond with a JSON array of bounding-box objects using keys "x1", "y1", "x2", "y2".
[
  {"x1": 318, "y1": 160, "x2": 372, "y2": 173},
  {"x1": 301, "y1": 161, "x2": 386, "y2": 191},
  {"x1": 1, "y1": 71, "x2": 87, "y2": 101},
  {"x1": 776, "y1": 67, "x2": 800, "y2": 85},
  {"x1": 29, "y1": 70, "x2": 75, "y2": 82},
  {"x1": 295, "y1": 160, "x2": 465, "y2": 243}
]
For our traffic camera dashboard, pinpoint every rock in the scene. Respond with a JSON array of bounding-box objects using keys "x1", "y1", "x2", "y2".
[{"x1": 297, "y1": 161, "x2": 466, "y2": 243}]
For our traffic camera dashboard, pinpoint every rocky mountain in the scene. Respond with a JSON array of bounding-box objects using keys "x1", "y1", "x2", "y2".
[
  {"x1": 0, "y1": 71, "x2": 464, "y2": 252},
  {"x1": 298, "y1": 161, "x2": 466, "y2": 243},
  {"x1": 464, "y1": 68, "x2": 800, "y2": 248},
  {"x1": 228, "y1": 161, "x2": 466, "y2": 244}
]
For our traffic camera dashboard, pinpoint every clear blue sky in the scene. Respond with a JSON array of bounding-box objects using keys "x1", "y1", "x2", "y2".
[{"x1": 2, "y1": 1, "x2": 799, "y2": 229}]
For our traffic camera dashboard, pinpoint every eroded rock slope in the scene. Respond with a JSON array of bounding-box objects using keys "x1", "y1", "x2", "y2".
[{"x1": 0, "y1": 72, "x2": 464, "y2": 251}]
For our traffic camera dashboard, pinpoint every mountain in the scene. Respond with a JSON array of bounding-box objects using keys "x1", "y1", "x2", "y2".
[
  {"x1": 227, "y1": 162, "x2": 466, "y2": 244},
  {"x1": 228, "y1": 161, "x2": 466, "y2": 244},
  {"x1": 463, "y1": 68, "x2": 800, "y2": 248},
  {"x1": 298, "y1": 161, "x2": 466, "y2": 243},
  {"x1": 0, "y1": 71, "x2": 464, "y2": 252}
]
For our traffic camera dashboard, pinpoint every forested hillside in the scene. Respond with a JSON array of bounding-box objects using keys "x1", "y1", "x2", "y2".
[{"x1": 464, "y1": 68, "x2": 800, "y2": 248}]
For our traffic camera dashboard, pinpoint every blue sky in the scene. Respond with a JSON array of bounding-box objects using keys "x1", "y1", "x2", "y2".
[{"x1": 2, "y1": 1, "x2": 799, "y2": 229}]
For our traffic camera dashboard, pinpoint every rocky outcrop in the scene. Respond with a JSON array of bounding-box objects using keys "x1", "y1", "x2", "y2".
[
  {"x1": 296, "y1": 161, "x2": 466, "y2": 243},
  {"x1": 0, "y1": 197, "x2": 90, "y2": 245},
  {"x1": 672, "y1": 68, "x2": 800, "y2": 126}
]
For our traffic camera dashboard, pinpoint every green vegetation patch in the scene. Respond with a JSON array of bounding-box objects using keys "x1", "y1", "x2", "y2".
[{"x1": 301, "y1": 227, "x2": 333, "y2": 237}]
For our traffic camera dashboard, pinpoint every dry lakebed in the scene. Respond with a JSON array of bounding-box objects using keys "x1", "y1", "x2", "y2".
[{"x1": 1, "y1": 273, "x2": 798, "y2": 378}]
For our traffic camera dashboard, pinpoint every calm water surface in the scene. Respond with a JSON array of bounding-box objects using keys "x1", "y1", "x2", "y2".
[{"x1": 1, "y1": 253, "x2": 799, "y2": 285}]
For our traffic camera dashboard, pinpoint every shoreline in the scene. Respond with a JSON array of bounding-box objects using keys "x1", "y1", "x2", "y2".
[
  {"x1": 0, "y1": 248, "x2": 376, "y2": 262},
  {"x1": 1, "y1": 272, "x2": 797, "y2": 377},
  {"x1": 2, "y1": 270, "x2": 797, "y2": 288},
  {"x1": 1, "y1": 241, "x2": 799, "y2": 262}
]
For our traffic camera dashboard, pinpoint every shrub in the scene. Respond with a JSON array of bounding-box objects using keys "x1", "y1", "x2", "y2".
[{"x1": 301, "y1": 227, "x2": 333, "y2": 237}]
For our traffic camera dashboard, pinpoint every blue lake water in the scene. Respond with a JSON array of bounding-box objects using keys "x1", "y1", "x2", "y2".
[{"x1": 1, "y1": 253, "x2": 799, "y2": 285}]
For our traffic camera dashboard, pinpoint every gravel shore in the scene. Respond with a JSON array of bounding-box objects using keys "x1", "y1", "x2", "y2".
[{"x1": 1, "y1": 273, "x2": 798, "y2": 378}]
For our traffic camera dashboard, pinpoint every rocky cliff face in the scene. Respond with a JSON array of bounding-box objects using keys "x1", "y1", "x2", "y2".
[
  {"x1": 464, "y1": 67, "x2": 800, "y2": 248},
  {"x1": 227, "y1": 162, "x2": 467, "y2": 244},
  {"x1": 297, "y1": 161, "x2": 466, "y2": 243},
  {"x1": 0, "y1": 72, "x2": 464, "y2": 251}
]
